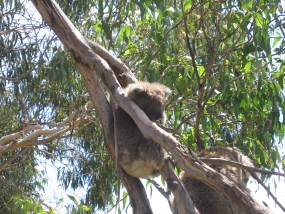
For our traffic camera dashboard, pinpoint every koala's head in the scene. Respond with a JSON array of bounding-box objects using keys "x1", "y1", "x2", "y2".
[{"x1": 125, "y1": 81, "x2": 171, "y2": 124}]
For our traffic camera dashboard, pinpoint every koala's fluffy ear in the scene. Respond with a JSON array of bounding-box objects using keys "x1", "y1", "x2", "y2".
[
  {"x1": 164, "y1": 86, "x2": 171, "y2": 100},
  {"x1": 126, "y1": 83, "x2": 146, "y2": 100}
]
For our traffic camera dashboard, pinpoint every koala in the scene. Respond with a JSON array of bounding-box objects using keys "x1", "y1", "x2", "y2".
[
  {"x1": 115, "y1": 81, "x2": 171, "y2": 178},
  {"x1": 180, "y1": 147, "x2": 253, "y2": 214}
]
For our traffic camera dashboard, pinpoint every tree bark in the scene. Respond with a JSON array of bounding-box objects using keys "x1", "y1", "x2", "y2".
[{"x1": 159, "y1": 160, "x2": 196, "y2": 214}]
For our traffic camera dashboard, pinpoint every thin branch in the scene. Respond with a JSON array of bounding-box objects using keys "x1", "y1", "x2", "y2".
[
  {"x1": 249, "y1": 170, "x2": 285, "y2": 212},
  {"x1": 200, "y1": 157, "x2": 285, "y2": 177},
  {"x1": 180, "y1": 1, "x2": 205, "y2": 150},
  {"x1": 146, "y1": 178, "x2": 171, "y2": 200},
  {"x1": 0, "y1": 99, "x2": 93, "y2": 152},
  {"x1": 159, "y1": 160, "x2": 197, "y2": 214},
  {"x1": 216, "y1": 63, "x2": 269, "y2": 89},
  {"x1": 181, "y1": 2, "x2": 199, "y2": 84},
  {"x1": 0, "y1": 147, "x2": 30, "y2": 173},
  {"x1": 0, "y1": 116, "x2": 88, "y2": 154},
  {"x1": 141, "y1": 17, "x2": 185, "y2": 80},
  {"x1": 104, "y1": 195, "x2": 128, "y2": 214}
]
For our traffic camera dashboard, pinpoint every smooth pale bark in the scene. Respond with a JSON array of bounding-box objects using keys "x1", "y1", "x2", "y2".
[
  {"x1": 159, "y1": 160, "x2": 196, "y2": 214},
  {"x1": 31, "y1": 0, "x2": 272, "y2": 213}
]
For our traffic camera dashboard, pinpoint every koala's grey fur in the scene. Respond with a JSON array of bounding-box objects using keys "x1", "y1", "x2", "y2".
[
  {"x1": 180, "y1": 147, "x2": 253, "y2": 214},
  {"x1": 115, "y1": 81, "x2": 171, "y2": 178}
]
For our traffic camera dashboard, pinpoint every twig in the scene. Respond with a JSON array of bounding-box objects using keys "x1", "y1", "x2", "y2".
[
  {"x1": 104, "y1": 195, "x2": 128, "y2": 214},
  {"x1": 146, "y1": 178, "x2": 170, "y2": 199},
  {"x1": 200, "y1": 157, "x2": 285, "y2": 177},
  {"x1": 0, "y1": 147, "x2": 30, "y2": 173},
  {"x1": 249, "y1": 170, "x2": 285, "y2": 212},
  {"x1": 141, "y1": 18, "x2": 184, "y2": 80}
]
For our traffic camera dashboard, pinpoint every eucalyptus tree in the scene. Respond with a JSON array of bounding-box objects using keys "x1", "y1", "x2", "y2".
[{"x1": 0, "y1": 0, "x2": 285, "y2": 213}]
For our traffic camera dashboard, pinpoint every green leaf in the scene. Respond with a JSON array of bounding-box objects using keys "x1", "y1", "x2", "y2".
[
  {"x1": 198, "y1": 66, "x2": 205, "y2": 78},
  {"x1": 184, "y1": 0, "x2": 192, "y2": 11},
  {"x1": 272, "y1": 35, "x2": 281, "y2": 48},
  {"x1": 254, "y1": 13, "x2": 264, "y2": 27},
  {"x1": 244, "y1": 62, "x2": 252, "y2": 72},
  {"x1": 241, "y1": 0, "x2": 253, "y2": 11},
  {"x1": 79, "y1": 204, "x2": 90, "y2": 211},
  {"x1": 116, "y1": 25, "x2": 133, "y2": 46},
  {"x1": 67, "y1": 195, "x2": 79, "y2": 205}
]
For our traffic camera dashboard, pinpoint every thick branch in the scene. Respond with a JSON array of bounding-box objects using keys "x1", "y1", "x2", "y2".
[
  {"x1": 0, "y1": 125, "x2": 41, "y2": 146},
  {"x1": 87, "y1": 39, "x2": 137, "y2": 87},
  {"x1": 159, "y1": 160, "x2": 197, "y2": 214},
  {"x1": 0, "y1": 117, "x2": 85, "y2": 153},
  {"x1": 0, "y1": 101, "x2": 93, "y2": 153}
]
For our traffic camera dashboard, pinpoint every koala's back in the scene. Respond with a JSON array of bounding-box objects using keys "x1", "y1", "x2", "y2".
[
  {"x1": 180, "y1": 147, "x2": 253, "y2": 214},
  {"x1": 116, "y1": 82, "x2": 171, "y2": 178},
  {"x1": 198, "y1": 147, "x2": 253, "y2": 190},
  {"x1": 181, "y1": 174, "x2": 245, "y2": 214}
]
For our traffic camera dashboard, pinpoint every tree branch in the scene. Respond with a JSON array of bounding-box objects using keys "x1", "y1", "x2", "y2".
[
  {"x1": 0, "y1": 147, "x2": 30, "y2": 173},
  {"x1": 200, "y1": 157, "x2": 285, "y2": 177},
  {"x1": 249, "y1": 169, "x2": 285, "y2": 213},
  {"x1": 0, "y1": 101, "x2": 93, "y2": 153},
  {"x1": 159, "y1": 160, "x2": 197, "y2": 214},
  {"x1": 87, "y1": 39, "x2": 137, "y2": 87}
]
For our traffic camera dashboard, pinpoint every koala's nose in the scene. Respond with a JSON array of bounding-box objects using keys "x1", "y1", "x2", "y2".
[{"x1": 154, "y1": 110, "x2": 163, "y2": 121}]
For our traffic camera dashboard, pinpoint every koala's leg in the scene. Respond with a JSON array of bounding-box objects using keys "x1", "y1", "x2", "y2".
[{"x1": 145, "y1": 141, "x2": 166, "y2": 170}]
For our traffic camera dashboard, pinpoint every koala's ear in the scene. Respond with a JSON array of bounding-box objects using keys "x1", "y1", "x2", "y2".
[
  {"x1": 126, "y1": 83, "x2": 146, "y2": 99},
  {"x1": 164, "y1": 87, "x2": 171, "y2": 100}
]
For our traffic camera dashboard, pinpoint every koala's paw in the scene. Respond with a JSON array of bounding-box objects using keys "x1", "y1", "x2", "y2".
[{"x1": 164, "y1": 153, "x2": 177, "y2": 167}]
